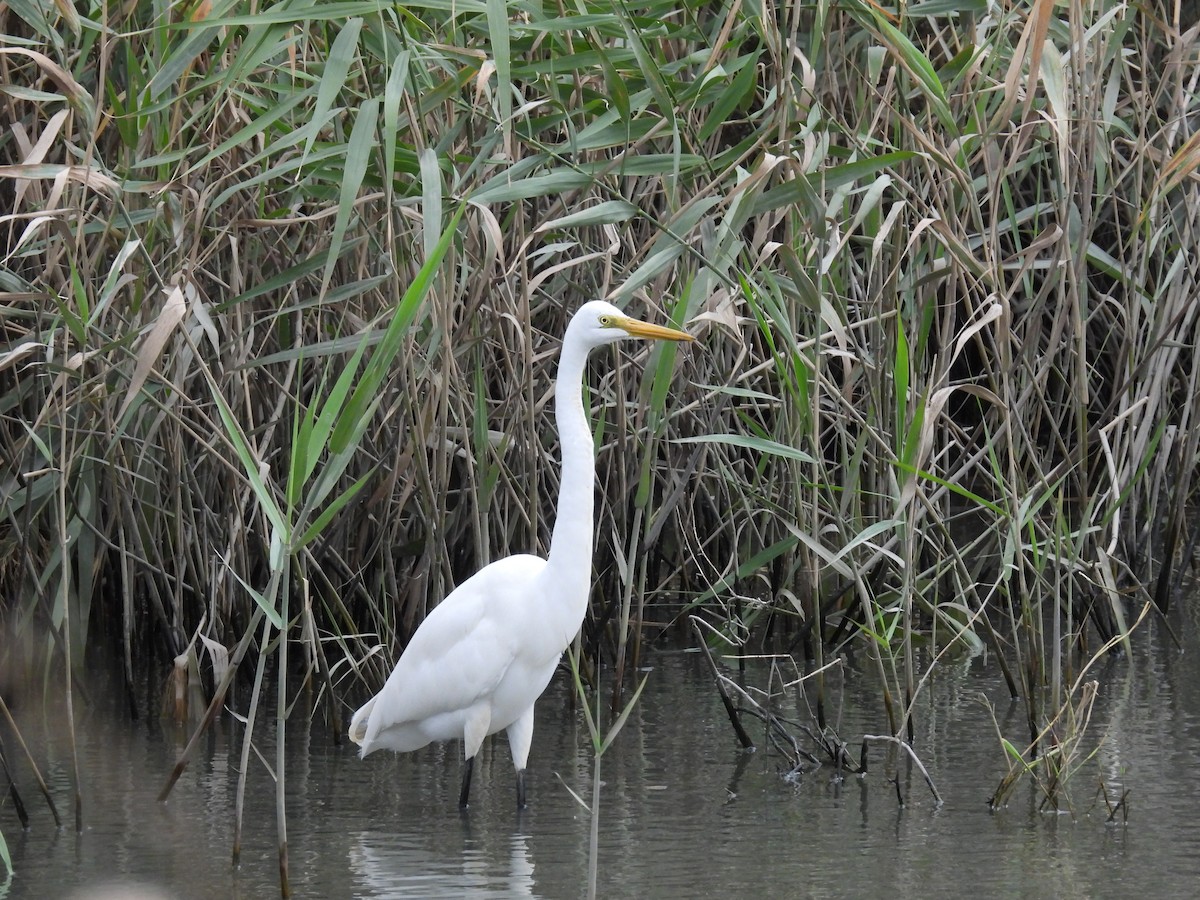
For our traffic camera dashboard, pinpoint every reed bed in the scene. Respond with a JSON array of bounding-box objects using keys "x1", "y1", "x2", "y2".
[{"x1": 2, "y1": 0, "x2": 1199, "y2": 888}]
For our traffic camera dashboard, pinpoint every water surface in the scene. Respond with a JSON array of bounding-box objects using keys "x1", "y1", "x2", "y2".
[{"x1": 4, "y1": 612, "x2": 1199, "y2": 898}]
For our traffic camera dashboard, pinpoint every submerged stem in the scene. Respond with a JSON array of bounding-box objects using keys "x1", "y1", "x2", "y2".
[
  {"x1": 233, "y1": 615, "x2": 273, "y2": 868},
  {"x1": 587, "y1": 752, "x2": 601, "y2": 900},
  {"x1": 277, "y1": 574, "x2": 291, "y2": 898}
]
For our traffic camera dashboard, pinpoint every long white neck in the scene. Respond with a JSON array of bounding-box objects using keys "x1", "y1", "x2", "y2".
[{"x1": 545, "y1": 331, "x2": 596, "y2": 602}]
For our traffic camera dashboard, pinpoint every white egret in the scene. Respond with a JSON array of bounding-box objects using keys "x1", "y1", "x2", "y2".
[{"x1": 349, "y1": 300, "x2": 693, "y2": 808}]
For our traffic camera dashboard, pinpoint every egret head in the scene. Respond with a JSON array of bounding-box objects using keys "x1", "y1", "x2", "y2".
[{"x1": 569, "y1": 300, "x2": 695, "y2": 349}]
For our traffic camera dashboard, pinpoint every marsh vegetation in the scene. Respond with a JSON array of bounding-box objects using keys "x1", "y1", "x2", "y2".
[{"x1": 2, "y1": 0, "x2": 1199, "y2": 891}]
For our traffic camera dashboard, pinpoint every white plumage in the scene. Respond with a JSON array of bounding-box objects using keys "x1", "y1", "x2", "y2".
[{"x1": 349, "y1": 300, "x2": 693, "y2": 808}]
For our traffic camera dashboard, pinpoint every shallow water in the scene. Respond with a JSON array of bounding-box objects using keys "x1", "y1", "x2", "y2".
[{"x1": 4, "y1": 610, "x2": 1200, "y2": 899}]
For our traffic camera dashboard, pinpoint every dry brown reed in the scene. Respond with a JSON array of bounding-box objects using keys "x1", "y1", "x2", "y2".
[{"x1": 2, "y1": 0, "x2": 1199, "y2": 885}]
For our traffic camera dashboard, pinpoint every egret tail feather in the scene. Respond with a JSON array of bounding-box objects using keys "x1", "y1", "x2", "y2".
[{"x1": 349, "y1": 696, "x2": 376, "y2": 750}]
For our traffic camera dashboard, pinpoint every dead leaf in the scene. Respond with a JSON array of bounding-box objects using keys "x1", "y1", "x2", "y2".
[{"x1": 118, "y1": 285, "x2": 187, "y2": 421}]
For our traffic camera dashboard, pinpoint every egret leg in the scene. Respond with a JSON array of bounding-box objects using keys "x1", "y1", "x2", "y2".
[
  {"x1": 460, "y1": 706, "x2": 491, "y2": 810},
  {"x1": 459, "y1": 756, "x2": 475, "y2": 809},
  {"x1": 506, "y1": 705, "x2": 535, "y2": 811}
]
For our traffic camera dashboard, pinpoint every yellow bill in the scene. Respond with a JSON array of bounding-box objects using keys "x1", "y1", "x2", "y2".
[{"x1": 615, "y1": 316, "x2": 694, "y2": 342}]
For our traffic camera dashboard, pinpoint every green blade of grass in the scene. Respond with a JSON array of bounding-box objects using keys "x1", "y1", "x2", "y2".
[
  {"x1": 296, "y1": 467, "x2": 376, "y2": 549},
  {"x1": 599, "y1": 673, "x2": 649, "y2": 755},
  {"x1": 486, "y1": 0, "x2": 512, "y2": 137},
  {"x1": 202, "y1": 368, "x2": 288, "y2": 540},
  {"x1": 225, "y1": 561, "x2": 285, "y2": 630},
  {"x1": 673, "y1": 433, "x2": 817, "y2": 464},
  {"x1": 320, "y1": 95, "x2": 379, "y2": 300},
  {"x1": 303, "y1": 17, "x2": 363, "y2": 164}
]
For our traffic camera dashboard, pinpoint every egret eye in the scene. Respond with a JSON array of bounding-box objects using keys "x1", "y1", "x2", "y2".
[{"x1": 598, "y1": 315, "x2": 611, "y2": 326}]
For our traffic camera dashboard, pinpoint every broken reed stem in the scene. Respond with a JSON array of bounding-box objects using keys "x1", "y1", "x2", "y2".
[
  {"x1": 299, "y1": 574, "x2": 343, "y2": 743},
  {"x1": 233, "y1": 615, "x2": 273, "y2": 868},
  {"x1": 690, "y1": 616, "x2": 754, "y2": 750},
  {"x1": 159, "y1": 603, "x2": 268, "y2": 802},
  {"x1": 1099, "y1": 781, "x2": 1129, "y2": 824},
  {"x1": 861, "y1": 734, "x2": 943, "y2": 807},
  {"x1": 0, "y1": 739, "x2": 28, "y2": 828},
  {"x1": 0, "y1": 693, "x2": 61, "y2": 827}
]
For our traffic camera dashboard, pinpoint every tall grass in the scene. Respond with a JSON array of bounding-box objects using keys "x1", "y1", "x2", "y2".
[{"x1": 2, "y1": 0, "x2": 1198, "y2": 887}]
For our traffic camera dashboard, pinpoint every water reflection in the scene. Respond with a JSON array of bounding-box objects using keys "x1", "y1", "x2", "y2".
[{"x1": 349, "y1": 830, "x2": 538, "y2": 898}]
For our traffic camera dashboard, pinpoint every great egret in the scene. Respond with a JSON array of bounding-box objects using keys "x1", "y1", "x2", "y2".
[{"x1": 349, "y1": 300, "x2": 693, "y2": 809}]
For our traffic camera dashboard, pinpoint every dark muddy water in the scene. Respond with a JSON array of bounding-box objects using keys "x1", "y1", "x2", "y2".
[{"x1": 3, "y1": 610, "x2": 1199, "y2": 899}]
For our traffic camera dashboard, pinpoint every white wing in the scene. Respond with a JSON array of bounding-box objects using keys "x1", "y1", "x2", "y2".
[{"x1": 357, "y1": 554, "x2": 548, "y2": 753}]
